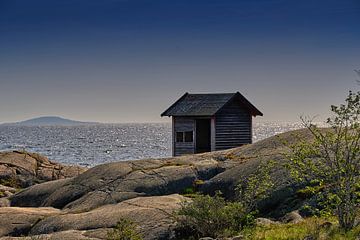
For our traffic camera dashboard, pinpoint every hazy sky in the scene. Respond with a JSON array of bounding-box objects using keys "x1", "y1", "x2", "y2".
[{"x1": 0, "y1": 0, "x2": 359, "y2": 123}]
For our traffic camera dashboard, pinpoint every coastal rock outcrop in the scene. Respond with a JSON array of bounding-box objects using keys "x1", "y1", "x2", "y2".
[
  {"x1": 0, "y1": 207, "x2": 61, "y2": 237},
  {"x1": 0, "y1": 184, "x2": 16, "y2": 207},
  {"x1": 10, "y1": 156, "x2": 223, "y2": 211},
  {"x1": 0, "y1": 194, "x2": 186, "y2": 240},
  {"x1": 10, "y1": 129, "x2": 315, "y2": 216},
  {"x1": 0, "y1": 151, "x2": 87, "y2": 188},
  {"x1": 0, "y1": 184, "x2": 16, "y2": 197},
  {"x1": 1, "y1": 128, "x2": 319, "y2": 239}
]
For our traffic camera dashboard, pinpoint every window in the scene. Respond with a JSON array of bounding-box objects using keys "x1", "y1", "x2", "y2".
[
  {"x1": 184, "y1": 131, "x2": 193, "y2": 142},
  {"x1": 176, "y1": 132, "x2": 184, "y2": 142},
  {"x1": 176, "y1": 131, "x2": 193, "y2": 142}
]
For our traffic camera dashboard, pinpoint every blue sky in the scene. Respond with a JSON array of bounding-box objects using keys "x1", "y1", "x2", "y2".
[{"x1": 0, "y1": 0, "x2": 359, "y2": 123}]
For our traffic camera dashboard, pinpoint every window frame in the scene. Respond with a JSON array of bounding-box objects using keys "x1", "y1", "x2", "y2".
[
  {"x1": 175, "y1": 131, "x2": 193, "y2": 143},
  {"x1": 184, "y1": 131, "x2": 193, "y2": 142},
  {"x1": 176, "y1": 132, "x2": 184, "y2": 142}
]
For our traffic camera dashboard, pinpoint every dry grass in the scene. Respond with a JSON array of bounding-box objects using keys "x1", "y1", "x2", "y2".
[{"x1": 245, "y1": 217, "x2": 360, "y2": 240}]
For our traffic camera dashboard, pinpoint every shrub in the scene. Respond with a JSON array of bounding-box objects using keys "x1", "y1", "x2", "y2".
[
  {"x1": 236, "y1": 160, "x2": 275, "y2": 213},
  {"x1": 175, "y1": 159, "x2": 275, "y2": 239},
  {"x1": 175, "y1": 193, "x2": 250, "y2": 239},
  {"x1": 107, "y1": 218, "x2": 143, "y2": 240},
  {"x1": 286, "y1": 91, "x2": 360, "y2": 230}
]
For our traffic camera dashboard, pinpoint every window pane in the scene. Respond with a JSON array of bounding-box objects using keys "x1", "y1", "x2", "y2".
[
  {"x1": 184, "y1": 131, "x2": 193, "y2": 142},
  {"x1": 176, "y1": 132, "x2": 184, "y2": 142}
]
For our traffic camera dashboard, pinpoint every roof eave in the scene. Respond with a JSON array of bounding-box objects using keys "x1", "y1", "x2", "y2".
[
  {"x1": 214, "y1": 91, "x2": 263, "y2": 117},
  {"x1": 166, "y1": 114, "x2": 216, "y2": 117},
  {"x1": 236, "y1": 92, "x2": 263, "y2": 116},
  {"x1": 160, "y1": 92, "x2": 189, "y2": 117}
]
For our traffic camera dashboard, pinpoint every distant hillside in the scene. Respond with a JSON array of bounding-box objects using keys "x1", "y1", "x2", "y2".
[{"x1": 1, "y1": 116, "x2": 98, "y2": 126}]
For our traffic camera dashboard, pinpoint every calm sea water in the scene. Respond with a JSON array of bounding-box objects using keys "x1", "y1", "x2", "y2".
[{"x1": 0, "y1": 122, "x2": 302, "y2": 167}]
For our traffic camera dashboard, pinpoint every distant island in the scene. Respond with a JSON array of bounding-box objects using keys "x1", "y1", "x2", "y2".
[{"x1": 1, "y1": 116, "x2": 99, "y2": 126}]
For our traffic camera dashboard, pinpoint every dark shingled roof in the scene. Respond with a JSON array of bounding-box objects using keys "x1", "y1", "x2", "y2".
[{"x1": 161, "y1": 92, "x2": 263, "y2": 117}]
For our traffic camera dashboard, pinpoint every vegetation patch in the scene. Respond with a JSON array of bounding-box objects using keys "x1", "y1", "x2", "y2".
[
  {"x1": 245, "y1": 216, "x2": 360, "y2": 240},
  {"x1": 107, "y1": 218, "x2": 143, "y2": 240},
  {"x1": 285, "y1": 91, "x2": 360, "y2": 230},
  {"x1": 175, "y1": 159, "x2": 276, "y2": 239},
  {"x1": 175, "y1": 193, "x2": 250, "y2": 239},
  {"x1": 181, "y1": 179, "x2": 206, "y2": 197},
  {"x1": 0, "y1": 177, "x2": 20, "y2": 189}
]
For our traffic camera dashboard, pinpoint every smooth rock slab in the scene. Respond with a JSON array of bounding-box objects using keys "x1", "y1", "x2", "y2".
[
  {"x1": 30, "y1": 194, "x2": 187, "y2": 240},
  {"x1": 0, "y1": 207, "x2": 61, "y2": 237},
  {"x1": 10, "y1": 158, "x2": 221, "y2": 212},
  {"x1": 0, "y1": 230, "x2": 101, "y2": 240}
]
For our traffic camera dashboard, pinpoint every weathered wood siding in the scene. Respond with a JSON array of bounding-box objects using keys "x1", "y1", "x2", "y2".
[
  {"x1": 173, "y1": 117, "x2": 195, "y2": 156},
  {"x1": 210, "y1": 117, "x2": 216, "y2": 151},
  {"x1": 215, "y1": 100, "x2": 252, "y2": 150}
]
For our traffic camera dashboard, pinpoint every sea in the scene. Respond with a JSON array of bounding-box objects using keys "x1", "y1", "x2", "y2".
[{"x1": 0, "y1": 122, "x2": 304, "y2": 167}]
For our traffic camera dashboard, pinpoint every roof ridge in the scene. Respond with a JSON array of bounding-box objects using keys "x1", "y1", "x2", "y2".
[
  {"x1": 186, "y1": 92, "x2": 236, "y2": 95},
  {"x1": 161, "y1": 92, "x2": 262, "y2": 117}
]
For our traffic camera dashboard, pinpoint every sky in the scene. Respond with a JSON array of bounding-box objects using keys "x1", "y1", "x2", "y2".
[{"x1": 0, "y1": 0, "x2": 359, "y2": 123}]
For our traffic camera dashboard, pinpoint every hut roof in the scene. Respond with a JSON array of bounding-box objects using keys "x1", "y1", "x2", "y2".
[{"x1": 161, "y1": 92, "x2": 263, "y2": 117}]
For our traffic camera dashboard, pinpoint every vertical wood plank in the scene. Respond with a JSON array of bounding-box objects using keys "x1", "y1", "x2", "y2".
[
  {"x1": 211, "y1": 117, "x2": 216, "y2": 151},
  {"x1": 172, "y1": 117, "x2": 175, "y2": 156}
]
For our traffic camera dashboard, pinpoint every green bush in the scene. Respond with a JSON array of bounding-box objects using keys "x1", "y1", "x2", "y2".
[
  {"x1": 175, "y1": 193, "x2": 252, "y2": 239},
  {"x1": 286, "y1": 91, "x2": 360, "y2": 230},
  {"x1": 236, "y1": 160, "x2": 275, "y2": 213},
  {"x1": 107, "y1": 218, "x2": 143, "y2": 240},
  {"x1": 175, "y1": 160, "x2": 276, "y2": 239}
]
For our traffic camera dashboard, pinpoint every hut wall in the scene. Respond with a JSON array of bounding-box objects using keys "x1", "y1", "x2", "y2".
[
  {"x1": 215, "y1": 100, "x2": 252, "y2": 150},
  {"x1": 210, "y1": 117, "x2": 216, "y2": 151},
  {"x1": 173, "y1": 117, "x2": 195, "y2": 156}
]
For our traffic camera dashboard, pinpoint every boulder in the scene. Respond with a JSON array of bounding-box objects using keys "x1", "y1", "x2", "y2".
[
  {"x1": 0, "y1": 151, "x2": 86, "y2": 188},
  {"x1": 281, "y1": 210, "x2": 304, "y2": 224},
  {"x1": 0, "y1": 198, "x2": 10, "y2": 207},
  {"x1": 0, "y1": 185, "x2": 17, "y2": 194},
  {"x1": 255, "y1": 217, "x2": 279, "y2": 226},
  {"x1": 0, "y1": 184, "x2": 16, "y2": 199}
]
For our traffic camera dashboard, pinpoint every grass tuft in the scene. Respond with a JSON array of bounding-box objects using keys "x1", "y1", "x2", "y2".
[{"x1": 245, "y1": 217, "x2": 360, "y2": 240}]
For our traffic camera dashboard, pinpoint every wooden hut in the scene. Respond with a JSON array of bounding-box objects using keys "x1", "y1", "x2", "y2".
[{"x1": 161, "y1": 92, "x2": 263, "y2": 156}]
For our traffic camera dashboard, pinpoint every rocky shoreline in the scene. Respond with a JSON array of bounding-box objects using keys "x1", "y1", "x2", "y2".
[{"x1": 0, "y1": 129, "x2": 314, "y2": 239}]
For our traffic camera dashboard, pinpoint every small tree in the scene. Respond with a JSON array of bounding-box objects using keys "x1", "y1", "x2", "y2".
[
  {"x1": 236, "y1": 160, "x2": 275, "y2": 214},
  {"x1": 287, "y1": 91, "x2": 360, "y2": 230}
]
